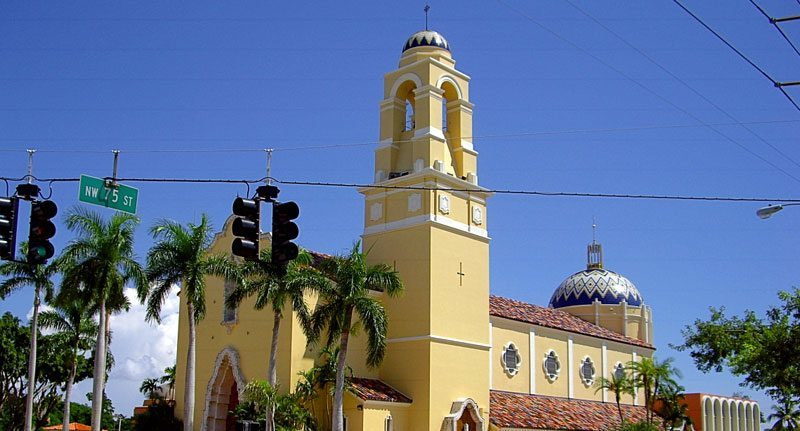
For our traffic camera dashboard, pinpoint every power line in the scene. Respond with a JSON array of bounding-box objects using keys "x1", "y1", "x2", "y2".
[
  {"x1": 563, "y1": 0, "x2": 800, "y2": 171},
  {"x1": 2, "y1": 175, "x2": 798, "y2": 204},
  {"x1": 747, "y1": 0, "x2": 800, "y2": 59},
  {"x1": 0, "y1": 119, "x2": 798, "y2": 154},
  {"x1": 496, "y1": 0, "x2": 800, "y2": 184},
  {"x1": 671, "y1": 0, "x2": 800, "y2": 112}
]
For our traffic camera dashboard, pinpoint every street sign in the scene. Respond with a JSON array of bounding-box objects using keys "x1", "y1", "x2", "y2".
[{"x1": 78, "y1": 175, "x2": 138, "y2": 214}]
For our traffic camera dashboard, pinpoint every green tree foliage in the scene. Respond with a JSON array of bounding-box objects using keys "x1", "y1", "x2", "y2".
[
  {"x1": 139, "y1": 378, "x2": 162, "y2": 400},
  {"x1": 768, "y1": 397, "x2": 800, "y2": 431},
  {"x1": 594, "y1": 372, "x2": 635, "y2": 424},
  {"x1": 59, "y1": 207, "x2": 148, "y2": 431},
  {"x1": 143, "y1": 214, "x2": 237, "y2": 431},
  {"x1": 674, "y1": 288, "x2": 800, "y2": 401},
  {"x1": 305, "y1": 242, "x2": 403, "y2": 431},
  {"x1": 133, "y1": 401, "x2": 182, "y2": 431},
  {"x1": 226, "y1": 247, "x2": 317, "y2": 431},
  {"x1": 626, "y1": 357, "x2": 682, "y2": 425},
  {"x1": 39, "y1": 298, "x2": 98, "y2": 431},
  {"x1": 0, "y1": 313, "x2": 92, "y2": 431},
  {"x1": 234, "y1": 380, "x2": 315, "y2": 431}
]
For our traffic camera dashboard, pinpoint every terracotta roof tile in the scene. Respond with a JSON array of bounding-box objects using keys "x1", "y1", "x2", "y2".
[
  {"x1": 348, "y1": 378, "x2": 412, "y2": 404},
  {"x1": 490, "y1": 390, "x2": 647, "y2": 430},
  {"x1": 490, "y1": 295, "x2": 653, "y2": 349}
]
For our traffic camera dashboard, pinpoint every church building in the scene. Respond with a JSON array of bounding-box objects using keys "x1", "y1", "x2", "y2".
[{"x1": 173, "y1": 29, "x2": 760, "y2": 431}]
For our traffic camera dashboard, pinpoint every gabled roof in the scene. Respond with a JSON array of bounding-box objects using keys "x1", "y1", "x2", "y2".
[
  {"x1": 489, "y1": 295, "x2": 653, "y2": 349},
  {"x1": 490, "y1": 390, "x2": 647, "y2": 430},
  {"x1": 349, "y1": 377, "x2": 412, "y2": 404}
]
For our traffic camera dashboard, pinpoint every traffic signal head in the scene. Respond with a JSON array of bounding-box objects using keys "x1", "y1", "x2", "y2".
[
  {"x1": 231, "y1": 197, "x2": 260, "y2": 260},
  {"x1": 0, "y1": 197, "x2": 20, "y2": 261},
  {"x1": 27, "y1": 199, "x2": 57, "y2": 264},
  {"x1": 271, "y1": 201, "x2": 299, "y2": 266}
]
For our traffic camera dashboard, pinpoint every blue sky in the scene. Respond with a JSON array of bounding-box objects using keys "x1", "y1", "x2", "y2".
[{"x1": 2, "y1": 0, "x2": 799, "y2": 419}]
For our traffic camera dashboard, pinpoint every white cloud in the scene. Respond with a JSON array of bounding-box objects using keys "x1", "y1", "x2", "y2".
[{"x1": 103, "y1": 285, "x2": 180, "y2": 416}]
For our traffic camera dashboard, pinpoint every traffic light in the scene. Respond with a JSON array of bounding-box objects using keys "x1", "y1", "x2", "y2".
[
  {"x1": 271, "y1": 201, "x2": 299, "y2": 266},
  {"x1": 232, "y1": 197, "x2": 260, "y2": 260},
  {"x1": 0, "y1": 197, "x2": 20, "y2": 261},
  {"x1": 27, "y1": 199, "x2": 57, "y2": 264}
]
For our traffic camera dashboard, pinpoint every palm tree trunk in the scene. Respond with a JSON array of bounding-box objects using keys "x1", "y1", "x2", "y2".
[
  {"x1": 91, "y1": 300, "x2": 107, "y2": 431},
  {"x1": 265, "y1": 312, "x2": 281, "y2": 431},
  {"x1": 23, "y1": 285, "x2": 41, "y2": 431},
  {"x1": 616, "y1": 393, "x2": 624, "y2": 424},
  {"x1": 332, "y1": 309, "x2": 353, "y2": 431},
  {"x1": 184, "y1": 302, "x2": 197, "y2": 431},
  {"x1": 62, "y1": 358, "x2": 77, "y2": 431}
]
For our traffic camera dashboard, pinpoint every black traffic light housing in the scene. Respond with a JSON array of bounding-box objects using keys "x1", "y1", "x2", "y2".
[
  {"x1": 271, "y1": 201, "x2": 300, "y2": 266},
  {"x1": 231, "y1": 197, "x2": 260, "y2": 260},
  {"x1": 27, "y1": 199, "x2": 57, "y2": 265},
  {"x1": 0, "y1": 197, "x2": 20, "y2": 261}
]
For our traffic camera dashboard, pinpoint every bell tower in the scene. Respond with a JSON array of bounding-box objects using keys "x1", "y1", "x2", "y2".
[{"x1": 359, "y1": 30, "x2": 491, "y2": 430}]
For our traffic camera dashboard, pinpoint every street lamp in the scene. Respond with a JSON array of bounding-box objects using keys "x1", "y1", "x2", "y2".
[
  {"x1": 115, "y1": 414, "x2": 125, "y2": 431},
  {"x1": 756, "y1": 203, "x2": 800, "y2": 219}
]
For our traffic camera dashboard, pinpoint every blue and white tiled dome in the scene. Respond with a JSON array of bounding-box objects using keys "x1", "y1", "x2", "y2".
[
  {"x1": 549, "y1": 240, "x2": 644, "y2": 308},
  {"x1": 402, "y1": 30, "x2": 450, "y2": 53},
  {"x1": 549, "y1": 268, "x2": 643, "y2": 308}
]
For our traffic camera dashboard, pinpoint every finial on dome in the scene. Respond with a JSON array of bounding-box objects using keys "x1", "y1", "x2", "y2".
[
  {"x1": 587, "y1": 219, "x2": 603, "y2": 269},
  {"x1": 424, "y1": 5, "x2": 430, "y2": 31}
]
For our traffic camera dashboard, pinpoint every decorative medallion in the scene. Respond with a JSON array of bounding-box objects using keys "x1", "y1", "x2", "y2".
[
  {"x1": 472, "y1": 206, "x2": 483, "y2": 225},
  {"x1": 370, "y1": 202, "x2": 383, "y2": 221},
  {"x1": 408, "y1": 193, "x2": 422, "y2": 213},
  {"x1": 438, "y1": 194, "x2": 450, "y2": 215}
]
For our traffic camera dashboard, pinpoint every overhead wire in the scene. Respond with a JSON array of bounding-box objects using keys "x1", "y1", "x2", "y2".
[
  {"x1": 0, "y1": 120, "x2": 797, "y2": 154},
  {"x1": 671, "y1": 0, "x2": 800, "y2": 112},
  {"x1": 1, "y1": 175, "x2": 798, "y2": 204},
  {"x1": 496, "y1": 0, "x2": 800, "y2": 184},
  {"x1": 747, "y1": 0, "x2": 800, "y2": 59},
  {"x1": 562, "y1": 0, "x2": 800, "y2": 172}
]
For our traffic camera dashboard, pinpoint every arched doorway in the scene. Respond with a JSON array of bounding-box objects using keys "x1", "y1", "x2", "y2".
[
  {"x1": 443, "y1": 398, "x2": 486, "y2": 431},
  {"x1": 202, "y1": 347, "x2": 246, "y2": 431}
]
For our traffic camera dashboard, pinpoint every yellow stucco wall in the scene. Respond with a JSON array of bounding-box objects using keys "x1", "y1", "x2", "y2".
[
  {"x1": 534, "y1": 330, "x2": 569, "y2": 398},
  {"x1": 491, "y1": 324, "x2": 531, "y2": 394},
  {"x1": 572, "y1": 340, "x2": 603, "y2": 401}
]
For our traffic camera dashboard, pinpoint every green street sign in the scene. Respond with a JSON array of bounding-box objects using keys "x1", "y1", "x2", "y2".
[{"x1": 78, "y1": 175, "x2": 138, "y2": 214}]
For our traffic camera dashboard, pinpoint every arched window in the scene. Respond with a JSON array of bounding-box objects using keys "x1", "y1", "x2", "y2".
[
  {"x1": 502, "y1": 343, "x2": 521, "y2": 376},
  {"x1": 543, "y1": 350, "x2": 561, "y2": 382},
  {"x1": 580, "y1": 357, "x2": 596, "y2": 386},
  {"x1": 222, "y1": 279, "x2": 237, "y2": 323}
]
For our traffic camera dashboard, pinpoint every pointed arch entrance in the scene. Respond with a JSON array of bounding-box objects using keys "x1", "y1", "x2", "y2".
[{"x1": 201, "y1": 347, "x2": 246, "y2": 431}]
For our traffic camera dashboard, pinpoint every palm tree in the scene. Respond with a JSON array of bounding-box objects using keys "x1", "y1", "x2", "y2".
[
  {"x1": 594, "y1": 373, "x2": 635, "y2": 424},
  {"x1": 305, "y1": 242, "x2": 403, "y2": 431},
  {"x1": 139, "y1": 378, "x2": 162, "y2": 400},
  {"x1": 160, "y1": 365, "x2": 176, "y2": 400},
  {"x1": 0, "y1": 244, "x2": 59, "y2": 431},
  {"x1": 627, "y1": 356, "x2": 682, "y2": 424},
  {"x1": 39, "y1": 298, "x2": 98, "y2": 431},
  {"x1": 143, "y1": 214, "x2": 237, "y2": 431},
  {"x1": 769, "y1": 398, "x2": 800, "y2": 431},
  {"x1": 225, "y1": 248, "x2": 316, "y2": 431},
  {"x1": 59, "y1": 207, "x2": 148, "y2": 431}
]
